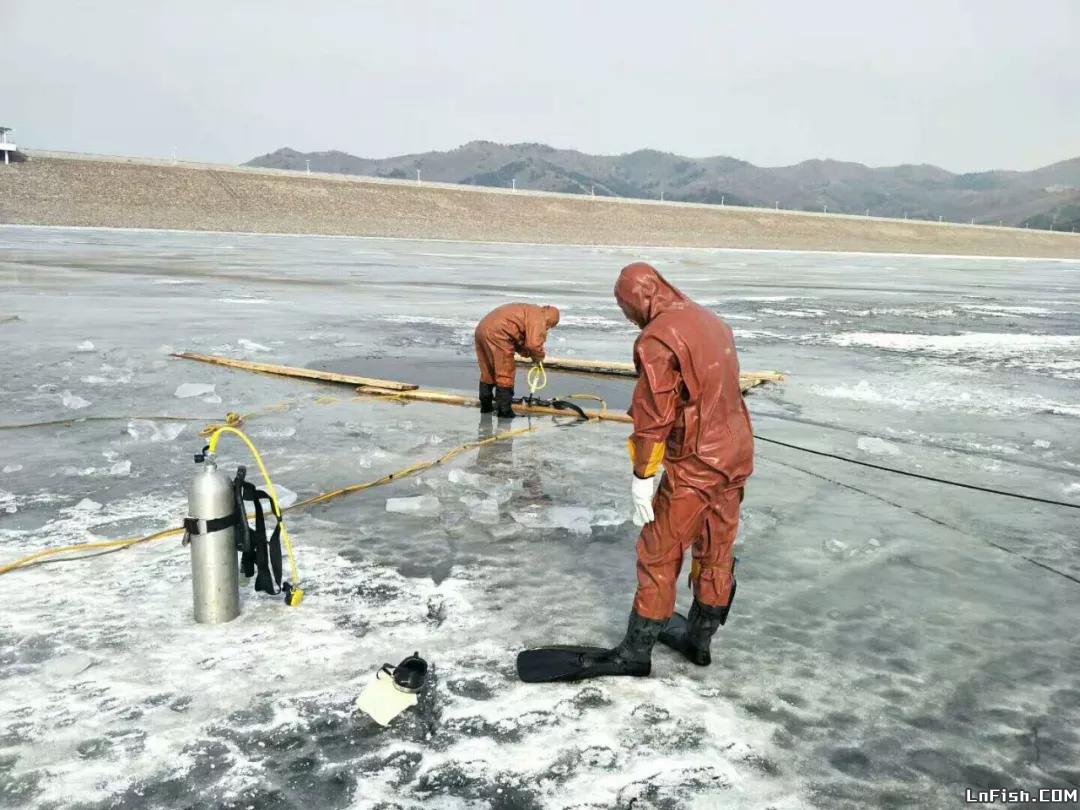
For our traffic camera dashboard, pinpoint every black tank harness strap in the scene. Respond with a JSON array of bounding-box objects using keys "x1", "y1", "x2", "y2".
[{"x1": 232, "y1": 467, "x2": 284, "y2": 595}]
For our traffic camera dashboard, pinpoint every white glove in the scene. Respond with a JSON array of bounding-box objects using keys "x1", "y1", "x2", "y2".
[{"x1": 631, "y1": 474, "x2": 657, "y2": 527}]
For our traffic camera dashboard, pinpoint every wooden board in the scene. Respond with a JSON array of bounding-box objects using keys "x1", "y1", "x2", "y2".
[
  {"x1": 516, "y1": 355, "x2": 637, "y2": 376},
  {"x1": 172, "y1": 352, "x2": 419, "y2": 392},
  {"x1": 516, "y1": 355, "x2": 785, "y2": 392},
  {"x1": 738, "y1": 371, "x2": 787, "y2": 391},
  {"x1": 172, "y1": 351, "x2": 780, "y2": 419},
  {"x1": 354, "y1": 385, "x2": 634, "y2": 423}
]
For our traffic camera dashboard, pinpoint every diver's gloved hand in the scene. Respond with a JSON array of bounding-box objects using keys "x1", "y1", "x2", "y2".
[{"x1": 631, "y1": 474, "x2": 657, "y2": 526}]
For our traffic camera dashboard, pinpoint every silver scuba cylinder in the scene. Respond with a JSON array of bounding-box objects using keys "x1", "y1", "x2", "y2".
[{"x1": 187, "y1": 453, "x2": 241, "y2": 624}]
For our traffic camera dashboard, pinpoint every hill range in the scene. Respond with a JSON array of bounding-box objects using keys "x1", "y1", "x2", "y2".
[{"x1": 248, "y1": 141, "x2": 1080, "y2": 232}]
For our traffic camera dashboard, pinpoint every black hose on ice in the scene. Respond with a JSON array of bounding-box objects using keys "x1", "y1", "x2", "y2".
[{"x1": 754, "y1": 434, "x2": 1080, "y2": 511}]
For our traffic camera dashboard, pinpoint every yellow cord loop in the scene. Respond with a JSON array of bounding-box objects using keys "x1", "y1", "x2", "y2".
[
  {"x1": 199, "y1": 411, "x2": 245, "y2": 437},
  {"x1": 527, "y1": 361, "x2": 547, "y2": 396},
  {"x1": 207, "y1": 426, "x2": 303, "y2": 604},
  {"x1": 199, "y1": 401, "x2": 291, "y2": 438}
]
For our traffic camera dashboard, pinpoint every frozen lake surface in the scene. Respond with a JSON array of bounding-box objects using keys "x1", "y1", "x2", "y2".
[{"x1": 2, "y1": 226, "x2": 1079, "y2": 809}]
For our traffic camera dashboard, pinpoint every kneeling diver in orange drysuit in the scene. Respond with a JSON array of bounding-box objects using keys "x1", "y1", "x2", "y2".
[
  {"x1": 474, "y1": 303, "x2": 561, "y2": 419},
  {"x1": 516, "y1": 262, "x2": 753, "y2": 682}
]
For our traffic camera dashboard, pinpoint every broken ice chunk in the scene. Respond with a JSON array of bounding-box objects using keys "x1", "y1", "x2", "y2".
[
  {"x1": 856, "y1": 436, "x2": 901, "y2": 456},
  {"x1": 385, "y1": 495, "x2": 441, "y2": 516},
  {"x1": 174, "y1": 383, "x2": 215, "y2": 399},
  {"x1": 823, "y1": 538, "x2": 849, "y2": 556},
  {"x1": 126, "y1": 420, "x2": 187, "y2": 443},
  {"x1": 2, "y1": 464, "x2": 22, "y2": 474},
  {"x1": 487, "y1": 523, "x2": 521, "y2": 540},
  {"x1": 109, "y1": 460, "x2": 132, "y2": 476},
  {"x1": 469, "y1": 497, "x2": 501, "y2": 525},
  {"x1": 490, "y1": 480, "x2": 522, "y2": 505},
  {"x1": 511, "y1": 505, "x2": 594, "y2": 535},
  {"x1": 81, "y1": 364, "x2": 133, "y2": 386},
  {"x1": 61, "y1": 465, "x2": 98, "y2": 477},
  {"x1": 544, "y1": 506, "x2": 594, "y2": 535},
  {"x1": 448, "y1": 469, "x2": 485, "y2": 488},
  {"x1": 61, "y1": 390, "x2": 91, "y2": 410},
  {"x1": 589, "y1": 508, "x2": 624, "y2": 526},
  {"x1": 238, "y1": 338, "x2": 272, "y2": 353},
  {"x1": 253, "y1": 425, "x2": 297, "y2": 440},
  {"x1": 270, "y1": 484, "x2": 297, "y2": 509},
  {"x1": 76, "y1": 340, "x2": 95, "y2": 352}
]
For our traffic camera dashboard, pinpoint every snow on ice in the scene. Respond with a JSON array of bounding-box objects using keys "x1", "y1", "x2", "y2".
[{"x1": 1, "y1": 226, "x2": 1078, "y2": 809}]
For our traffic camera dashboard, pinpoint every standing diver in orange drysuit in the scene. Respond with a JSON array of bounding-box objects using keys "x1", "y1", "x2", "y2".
[
  {"x1": 516, "y1": 262, "x2": 753, "y2": 682},
  {"x1": 475, "y1": 303, "x2": 561, "y2": 419}
]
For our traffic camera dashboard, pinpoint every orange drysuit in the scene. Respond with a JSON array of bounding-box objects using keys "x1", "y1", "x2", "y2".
[
  {"x1": 615, "y1": 262, "x2": 754, "y2": 620},
  {"x1": 474, "y1": 303, "x2": 560, "y2": 388}
]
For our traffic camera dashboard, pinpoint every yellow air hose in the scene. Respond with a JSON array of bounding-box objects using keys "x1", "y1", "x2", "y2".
[
  {"x1": 527, "y1": 361, "x2": 547, "y2": 396},
  {"x1": 0, "y1": 423, "x2": 539, "y2": 579},
  {"x1": 206, "y1": 425, "x2": 304, "y2": 606}
]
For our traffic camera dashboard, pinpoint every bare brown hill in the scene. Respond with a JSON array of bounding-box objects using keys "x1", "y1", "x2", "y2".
[{"x1": 249, "y1": 141, "x2": 1080, "y2": 230}]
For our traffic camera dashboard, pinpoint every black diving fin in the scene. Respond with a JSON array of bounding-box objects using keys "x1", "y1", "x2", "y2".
[{"x1": 515, "y1": 645, "x2": 650, "y2": 683}]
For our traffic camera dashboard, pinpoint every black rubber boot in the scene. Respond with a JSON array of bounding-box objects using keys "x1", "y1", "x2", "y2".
[
  {"x1": 608, "y1": 609, "x2": 667, "y2": 675},
  {"x1": 516, "y1": 610, "x2": 667, "y2": 682},
  {"x1": 479, "y1": 381, "x2": 495, "y2": 414},
  {"x1": 658, "y1": 597, "x2": 732, "y2": 666},
  {"x1": 495, "y1": 386, "x2": 516, "y2": 419}
]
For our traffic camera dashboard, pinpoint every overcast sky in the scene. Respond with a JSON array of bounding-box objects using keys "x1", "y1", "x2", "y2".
[{"x1": 3, "y1": 1, "x2": 1077, "y2": 172}]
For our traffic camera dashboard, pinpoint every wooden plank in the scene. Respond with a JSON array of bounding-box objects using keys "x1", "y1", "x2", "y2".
[
  {"x1": 516, "y1": 354, "x2": 785, "y2": 392},
  {"x1": 172, "y1": 352, "x2": 419, "y2": 392},
  {"x1": 172, "y1": 350, "x2": 779, "y2": 409},
  {"x1": 739, "y1": 371, "x2": 787, "y2": 391},
  {"x1": 355, "y1": 385, "x2": 634, "y2": 423},
  {"x1": 516, "y1": 355, "x2": 636, "y2": 376}
]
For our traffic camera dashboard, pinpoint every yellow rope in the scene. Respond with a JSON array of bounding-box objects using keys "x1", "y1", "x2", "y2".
[
  {"x1": 0, "y1": 385, "x2": 582, "y2": 576},
  {"x1": 0, "y1": 424, "x2": 539, "y2": 576},
  {"x1": 0, "y1": 528, "x2": 182, "y2": 575},
  {"x1": 294, "y1": 424, "x2": 537, "y2": 509}
]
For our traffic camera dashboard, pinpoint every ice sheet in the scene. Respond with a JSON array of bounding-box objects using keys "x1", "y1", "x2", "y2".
[{"x1": 1, "y1": 226, "x2": 1079, "y2": 809}]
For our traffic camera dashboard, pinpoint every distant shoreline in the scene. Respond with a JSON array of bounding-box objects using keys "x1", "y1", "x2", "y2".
[
  {"x1": 6, "y1": 223, "x2": 1078, "y2": 265},
  {"x1": 2, "y1": 151, "x2": 1078, "y2": 259}
]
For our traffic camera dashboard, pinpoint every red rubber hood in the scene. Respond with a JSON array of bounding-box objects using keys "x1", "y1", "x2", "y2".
[{"x1": 614, "y1": 262, "x2": 690, "y2": 328}]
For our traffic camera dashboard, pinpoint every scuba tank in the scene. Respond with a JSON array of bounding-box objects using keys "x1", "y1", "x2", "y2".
[
  {"x1": 185, "y1": 451, "x2": 241, "y2": 624},
  {"x1": 183, "y1": 442, "x2": 296, "y2": 624}
]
